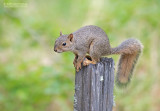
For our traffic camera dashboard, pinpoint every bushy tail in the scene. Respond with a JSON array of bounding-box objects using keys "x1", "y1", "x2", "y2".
[{"x1": 111, "y1": 38, "x2": 143, "y2": 88}]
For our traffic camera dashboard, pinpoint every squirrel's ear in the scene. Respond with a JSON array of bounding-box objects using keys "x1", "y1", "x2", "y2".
[
  {"x1": 68, "y1": 33, "x2": 73, "y2": 42},
  {"x1": 60, "y1": 31, "x2": 63, "y2": 36}
]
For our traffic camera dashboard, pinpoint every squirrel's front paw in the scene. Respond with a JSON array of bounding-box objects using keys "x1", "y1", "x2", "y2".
[
  {"x1": 73, "y1": 60, "x2": 77, "y2": 67},
  {"x1": 75, "y1": 62, "x2": 82, "y2": 72}
]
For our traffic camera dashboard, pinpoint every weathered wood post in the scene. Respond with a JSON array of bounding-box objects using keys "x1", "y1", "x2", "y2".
[{"x1": 74, "y1": 57, "x2": 114, "y2": 111}]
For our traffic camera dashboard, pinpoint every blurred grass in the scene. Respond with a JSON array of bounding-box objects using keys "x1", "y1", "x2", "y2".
[{"x1": 0, "y1": 0, "x2": 160, "y2": 111}]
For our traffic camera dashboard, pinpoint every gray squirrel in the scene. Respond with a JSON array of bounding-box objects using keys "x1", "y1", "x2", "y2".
[{"x1": 54, "y1": 25, "x2": 143, "y2": 87}]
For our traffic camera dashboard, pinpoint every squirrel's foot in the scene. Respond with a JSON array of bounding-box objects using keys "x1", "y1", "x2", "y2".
[{"x1": 83, "y1": 58, "x2": 97, "y2": 66}]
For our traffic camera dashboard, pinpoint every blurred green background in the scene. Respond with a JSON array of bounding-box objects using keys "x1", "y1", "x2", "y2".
[{"x1": 0, "y1": 0, "x2": 160, "y2": 111}]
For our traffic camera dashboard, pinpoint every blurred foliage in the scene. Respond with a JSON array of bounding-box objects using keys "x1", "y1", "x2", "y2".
[{"x1": 0, "y1": 0, "x2": 160, "y2": 111}]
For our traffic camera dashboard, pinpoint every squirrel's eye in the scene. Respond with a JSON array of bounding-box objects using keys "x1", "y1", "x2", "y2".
[{"x1": 62, "y1": 42, "x2": 66, "y2": 46}]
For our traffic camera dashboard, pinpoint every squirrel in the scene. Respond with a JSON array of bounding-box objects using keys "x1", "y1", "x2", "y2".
[{"x1": 54, "y1": 25, "x2": 143, "y2": 87}]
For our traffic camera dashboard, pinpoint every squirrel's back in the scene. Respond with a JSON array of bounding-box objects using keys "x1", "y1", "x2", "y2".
[
  {"x1": 73, "y1": 25, "x2": 108, "y2": 40},
  {"x1": 72, "y1": 25, "x2": 110, "y2": 54}
]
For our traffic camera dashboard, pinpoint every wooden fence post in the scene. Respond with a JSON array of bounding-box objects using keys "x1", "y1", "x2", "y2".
[{"x1": 74, "y1": 57, "x2": 114, "y2": 111}]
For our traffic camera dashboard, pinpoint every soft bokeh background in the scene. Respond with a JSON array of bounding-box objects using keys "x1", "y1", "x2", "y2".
[{"x1": 0, "y1": 0, "x2": 160, "y2": 111}]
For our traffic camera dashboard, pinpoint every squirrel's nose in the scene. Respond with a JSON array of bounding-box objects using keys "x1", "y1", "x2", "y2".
[{"x1": 54, "y1": 49, "x2": 57, "y2": 52}]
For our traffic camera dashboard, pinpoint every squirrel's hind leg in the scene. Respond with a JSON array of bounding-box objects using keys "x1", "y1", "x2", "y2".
[{"x1": 83, "y1": 41, "x2": 101, "y2": 66}]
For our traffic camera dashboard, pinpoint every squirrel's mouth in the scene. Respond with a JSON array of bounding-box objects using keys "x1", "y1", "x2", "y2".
[
  {"x1": 54, "y1": 48, "x2": 63, "y2": 53},
  {"x1": 56, "y1": 50, "x2": 63, "y2": 53}
]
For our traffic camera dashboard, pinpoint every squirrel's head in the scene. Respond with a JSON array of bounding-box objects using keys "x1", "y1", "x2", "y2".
[{"x1": 54, "y1": 32, "x2": 74, "y2": 53}]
